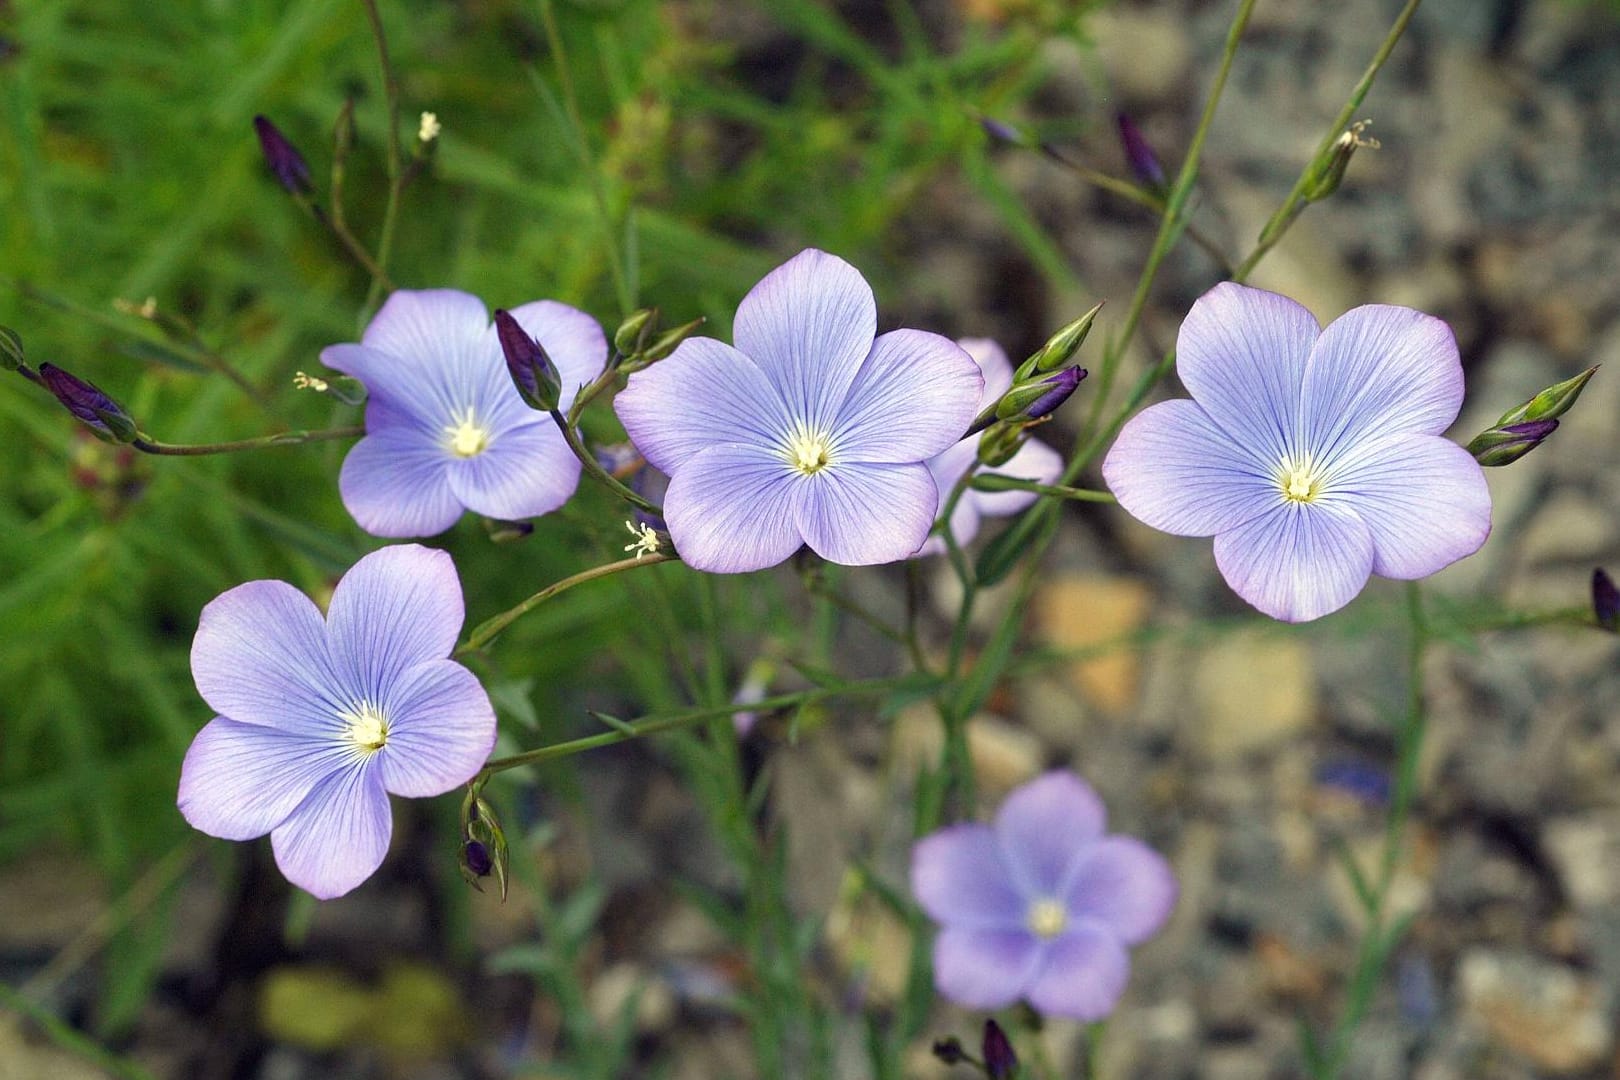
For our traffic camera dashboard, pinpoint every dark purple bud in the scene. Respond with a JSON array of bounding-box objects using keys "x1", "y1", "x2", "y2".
[
  {"x1": 252, "y1": 115, "x2": 313, "y2": 196},
  {"x1": 494, "y1": 309, "x2": 562, "y2": 411},
  {"x1": 1466, "y1": 418, "x2": 1558, "y2": 467},
  {"x1": 980, "y1": 116, "x2": 1028, "y2": 147},
  {"x1": 930, "y1": 1036, "x2": 968, "y2": 1066},
  {"x1": 463, "y1": 839, "x2": 494, "y2": 877},
  {"x1": 1314, "y1": 759, "x2": 1391, "y2": 805},
  {"x1": 1593, "y1": 568, "x2": 1619, "y2": 633},
  {"x1": 981, "y1": 1019, "x2": 1019, "y2": 1079},
  {"x1": 38, "y1": 363, "x2": 139, "y2": 443},
  {"x1": 996, "y1": 365, "x2": 1086, "y2": 423},
  {"x1": 1116, "y1": 112, "x2": 1167, "y2": 191}
]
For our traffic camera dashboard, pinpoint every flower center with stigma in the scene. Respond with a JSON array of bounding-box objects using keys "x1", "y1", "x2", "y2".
[
  {"x1": 1277, "y1": 458, "x2": 1325, "y2": 505},
  {"x1": 443, "y1": 410, "x2": 491, "y2": 458},
  {"x1": 1026, "y1": 898, "x2": 1068, "y2": 939},
  {"x1": 340, "y1": 702, "x2": 390, "y2": 756},
  {"x1": 782, "y1": 427, "x2": 834, "y2": 477}
]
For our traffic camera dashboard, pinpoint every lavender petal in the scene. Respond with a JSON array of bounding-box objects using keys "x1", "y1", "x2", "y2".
[
  {"x1": 994, "y1": 772, "x2": 1107, "y2": 897},
  {"x1": 932, "y1": 927, "x2": 1044, "y2": 1010},
  {"x1": 831, "y1": 329, "x2": 983, "y2": 463},
  {"x1": 1024, "y1": 924, "x2": 1131, "y2": 1020},
  {"x1": 376, "y1": 659, "x2": 496, "y2": 798},
  {"x1": 178, "y1": 718, "x2": 347, "y2": 840},
  {"x1": 1064, "y1": 837, "x2": 1178, "y2": 946},
  {"x1": 325, "y1": 545, "x2": 465, "y2": 699},
  {"x1": 1103, "y1": 400, "x2": 1276, "y2": 537},
  {"x1": 1213, "y1": 498, "x2": 1375, "y2": 622},
  {"x1": 910, "y1": 824, "x2": 1029, "y2": 928},
  {"x1": 190, "y1": 579, "x2": 341, "y2": 732},
  {"x1": 660, "y1": 443, "x2": 805, "y2": 573},
  {"x1": 270, "y1": 764, "x2": 393, "y2": 900},
  {"x1": 338, "y1": 427, "x2": 464, "y2": 538},
  {"x1": 794, "y1": 461, "x2": 938, "y2": 565}
]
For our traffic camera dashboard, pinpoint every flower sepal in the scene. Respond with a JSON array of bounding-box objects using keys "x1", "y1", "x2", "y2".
[
  {"x1": 1015, "y1": 304, "x2": 1103, "y2": 380},
  {"x1": 1494, "y1": 365, "x2": 1598, "y2": 427},
  {"x1": 1466, "y1": 418, "x2": 1558, "y2": 467},
  {"x1": 460, "y1": 794, "x2": 510, "y2": 900},
  {"x1": 995, "y1": 365, "x2": 1086, "y2": 424}
]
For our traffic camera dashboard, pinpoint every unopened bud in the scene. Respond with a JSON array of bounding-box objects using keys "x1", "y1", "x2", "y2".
[
  {"x1": 640, "y1": 317, "x2": 705, "y2": 365},
  {"x1": 462, "y1": 839, "x2": 493, "y2": 877},
  {"x1": 1466, "y1": 418, "x2": 1558, "y2": 467},
  {"x1": 460, "y1": 796, "x2": 510, "y2": 899},
  {"x1": 979, "y1": 115, "x2": 1030, "y2": 147},
  {"x1": 0, "y1": 326, "x2": 23, "y2": 372},
  {"x1": 978, "y1": 420, "x2": 1027, "y2": 467},
  {"x1": 982, "y1": 1019, "x2": 1020, "y2": 1079},
  {"x1": 1019, "y1": 303, "x2": 1104, "y2": 378},
  {"x1": 1117, "y1": 112, "x2": 1167, "y2": 192},
  {"x1": 38, "y1": 363, "x2": 139, "y2": 444},
  {"x1": 1495, "y1": 365, "x2": 1598, "y2": 426},
  {"x1": 494, "y1": 309, "x2": 563, "y2": 411},
  {"x1": 930, "y1": 1036, "x2": 968, "y2": 1066},
  {"x1": 1303, "y1": 120, "x2": 1378, "y2": 203},
  {"x1": 995, "y1": 365, "x2": 1086, "y2": 423},
  {"x1": 1593, "y1": 568, "x2": 1619, "y2": 633},
  {"x1": 252, "y1": 115, "x2": 313, "y2": 196},
  {"x1": 613, "y1": 308, "x2": 658, "y2": 357}
]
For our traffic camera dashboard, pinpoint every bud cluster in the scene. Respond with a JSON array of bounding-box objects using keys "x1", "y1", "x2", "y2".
[{"x1": 1466, "y1": 366, "x2": 1597, "y2": 467}]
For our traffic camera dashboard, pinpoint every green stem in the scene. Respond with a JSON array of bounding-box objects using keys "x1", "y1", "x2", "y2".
[
  {"x1": 1233, "y1": 0, "x2": 1423, "y2": 281},
  {"x1": 970, "y1": 475, "x2": 1116, "y2": 502},
  {"x1": 130, "y1": 425, "x2": 363, "y2": 456},
  {"x1": 310, "y1": 202, "x2": 398, "y2": 291},
  {"x1": 547, "y1": 408, "x2": 660, "y2": 513},
  {"x1": 457, "y1": 552, "x2": 675, "y2": 655},
  {"x1": 478, "y1": 675, "x2": 935, "y2": 776},
  {"x1": 359, "y1": 0, "x2": 404, "y2": 313}
]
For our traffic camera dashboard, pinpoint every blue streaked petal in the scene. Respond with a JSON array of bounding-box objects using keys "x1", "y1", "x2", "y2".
[
  {"x1": 178, "y1": 718, "x2": 349, "y2": 840},
  {"x1": 932, "y1": 928, "x2": 1045, "y2": 1010},
  {"x1": 377, "y1": 659, "x2": 496, "y2": 798},
  {"x1": 325, "y1": 545, "x2": 464, "y2": 704},
  {"x1": 794, "y1": 461, "x2": 937, "y2": 565},
  {"x1": 661, "y1": 443, "x2": 804, "y2": 573},
  {"x1": 1300, "y1": 304, "x2": 1463, "y2": 467},
  {"x1": 995, "y1": 772, "x2": 1107, "y2": 897},
  {"x1": 270, "y1": 763, "x2": 392, "y2": 900},
  {"x1": 831, "y1": 330, "x2": 982, "y2": 462},
  {"x1": 1064, "y1": 837, "x2": 1178, "y2": 945},
  {"x1": 190, "y1": 579, "x2": 344, "y2": 732},
  {"x1": 338, "y1": 427, "x2": 463, "y2": 538},
  {"x1": 1174, "y1": 283, "x2": 1319, "y2": 465},
  {"x1": 446, "y1": 419, "x2": 580, "y2": 523},
  {"x1": 732, "y1": 249, "x2": 876, "y2": 433},
  {"x1": 1322, "y1": 433, "x2": 1490, "y2": 579},
  {"x1": 911, "y1": 824, "x2": 1028, "y2": 929},
  {"x1": 959, "y1": 337, "x2": 1016, "y2": 403},
  {"x1": 1213, "y1": 499, "x2": 1375, "y2": 622},
  {"x1": 1103, "y1": 399, "x2": 1275, "y2": 537},
  {"x1": 614, "y1": 338, "x2": 793, "y2": 474}
]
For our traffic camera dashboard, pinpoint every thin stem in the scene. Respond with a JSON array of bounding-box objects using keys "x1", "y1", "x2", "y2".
[
  {"x1": 547, "y1": 408, "x2": 660, "y2": 513},
  {"x1": 803, "y1": 574, "x2": 910, "y2": 646},
  {"x1": 457, "y1": 552, "x2": 676, "y2": 655},
  {"x1": 536, "y1": 0, "x2": 634, "y2": 315},
  {"x1": 1080, "y1": 0, "x2": 1259, "y2": 441},
  {"x1": 478, "y1": 675, "x2": 935, "y2": 775},
  {"x1": 969, "y1": 475, "x2": 1116, "y2": 502},
  {"x1": 1233, "y1": 0, "x2": 1423, "y2": 281},
  {"x1": 359, "y1": 0, "x2": 404, "y2": 313},
  {"x1": 309, "y1": 203, "x2": 398, "y2": 291},
  {"x1": 130, "y1": 425, "x2": 363, "y2": 456}
]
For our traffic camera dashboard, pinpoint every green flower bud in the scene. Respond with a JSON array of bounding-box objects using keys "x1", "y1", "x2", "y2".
[
  {"x1": 1495, "y1": 365, "x2": 1598, "y2": 426},
  {"x1": 613, "y1": 308, "x2": 658, "y2": 358}
]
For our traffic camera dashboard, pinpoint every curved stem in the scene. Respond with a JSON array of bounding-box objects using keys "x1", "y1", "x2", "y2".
[
  {"x1": 477, "y1": 674, "x2": 936, "y2": 776},
  {"x1": 969, "y1": 475, "x2": 1116, "y2": 502},
  {"x1": 457, "y1": 552, "x2": 676, "y2": 655},
  {"x1": 358, "y1": 0, "x2": 404, "y2": 311},
  {"x1": 1234, "y1": 0, "x2": 1424, "y2": 281},
  {"x1": 131, "y1": 425, "x2": 363, "y2": 456},
  {"x1": 547, "y1": 408, "x2": 661, "y2": 514}
]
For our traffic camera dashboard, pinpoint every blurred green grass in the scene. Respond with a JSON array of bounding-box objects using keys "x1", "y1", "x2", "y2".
[{"x1": 0, "y1": 0, "x2": 1092, "y2": 1043}]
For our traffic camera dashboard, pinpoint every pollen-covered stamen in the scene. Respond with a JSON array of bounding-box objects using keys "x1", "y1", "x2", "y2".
[
  {"x1": 1278, "y1": 459, "x2": 1325, "y2": 505},
  {"x1": 340, "y1": 702, "x2": 390, "y2": 756},
  {"x1": 1026, "y1": 898, "x2": 1068, "y2": 939},
  {"x1": 444, "y1": 410, "x2": 491, "y2": 458},
  {"x1": 783, "y1": 427, "x2": 833, "y2": 476}
]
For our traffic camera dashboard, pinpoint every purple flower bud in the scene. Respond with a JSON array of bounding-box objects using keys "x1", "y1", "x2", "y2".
[
  {"x1": 1116, "y1": 112, "x2": 1167, "y2": 191},
  {"x1": 930, "y1": 1037, "x2": 968, "y2": 1066},
  {"x1": 1593, "y1": 568, "x2": 1619, "y2": 633},
  {"x1": 38, "y1": 363, "x2": 139, "y2": 443},
  {"x1": 1466, "y1": 418, "x2": 1558, "y2": 467},
  {"x1": 463, "y1": 839, "x2": 493, "y2": 877},
  {"x1": 982, "y1": 1020, "x2": 1019, "y2": 1079},
  {"x1": 494, "y1": 309, "x2": 563, "y2": 412},
  {"x1": 995, "y1": 365, "x2": 1086, "y2": 423},
  {"x1": 980, "y1": 116, "x2": 1028, "y2": 147},
  {"x1": 252, "y1": 115, "x2": 313, "y2": 196}
]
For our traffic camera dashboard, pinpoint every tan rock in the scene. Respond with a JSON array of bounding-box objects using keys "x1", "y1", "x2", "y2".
[
  {"x1": 1189, "y1": 631, "x2": 1316, "y2": 758},
  {"x1": 1458, "y1": 949, "x2": 1612, "y2": 1074},
  {"x1": 1089, "y1": 8, "x2": 1191, "y2": 100},
  {"x1": 1034, "y1": 574, "x2": 1153, "y2": 714}
]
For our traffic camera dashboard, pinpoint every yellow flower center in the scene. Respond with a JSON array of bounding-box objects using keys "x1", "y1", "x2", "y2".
[
  {"x1": 1278, "y1": 459, "x2": 1324, "y2": 504},
  {"x1": 341, "y1": 703, "x2": 390, "y2": 755},
  {"x1": 1026, "y1": 898, "x2": 1068, "y2": 939},
  {"x1": 783, "y1": 428, "x2": 833, "y2": 476},
  {"x1": 444, "y1": 412, "x2": 491, "y2": 458}
]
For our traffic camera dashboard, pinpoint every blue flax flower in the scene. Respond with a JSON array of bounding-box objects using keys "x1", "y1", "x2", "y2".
[
  {"x1": 323, "y1": 289, "x2": 607, "y2": 537},
  {"x1": 614, "y1": 249, "x2": 983, "y2": 572},
  {"x1": 911, "y1": 772, "x2": 1176, "y2": 1020},
  {"x1": 1103, "y1": 283, "x2": 1491, "y2": 622},
  {"x1": 178, "y1": 545, "x2": 495, "y2": 899}
]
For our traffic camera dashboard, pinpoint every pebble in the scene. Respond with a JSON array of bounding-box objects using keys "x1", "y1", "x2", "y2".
[
  {"x1": 1190, "y1": 631, "x2": 1317, "y2": 759},
  {"x1": 1456, "y1": 948, "x2": 1613, "y2": 1073}
]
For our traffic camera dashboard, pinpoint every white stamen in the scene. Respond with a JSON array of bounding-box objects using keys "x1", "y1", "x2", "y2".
[
  {"x1": 340, "y1": 702, "x2": 390, "y2": 755},
  {"x1": 783, "y1": 428, "x2": 833, "y2": 476},
  {"x1": 1027, "y1": 898, "x2": 1068, "y2": 939},
  {"x1": 444, "y1": 412, "x2": 490, "y2": 458},
  {"x1": 624, "y1": 520, "x2": 662, "y2": 560},
  {"x1": 419, "y1": 111, "x2": 441, "y2": 143}
]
